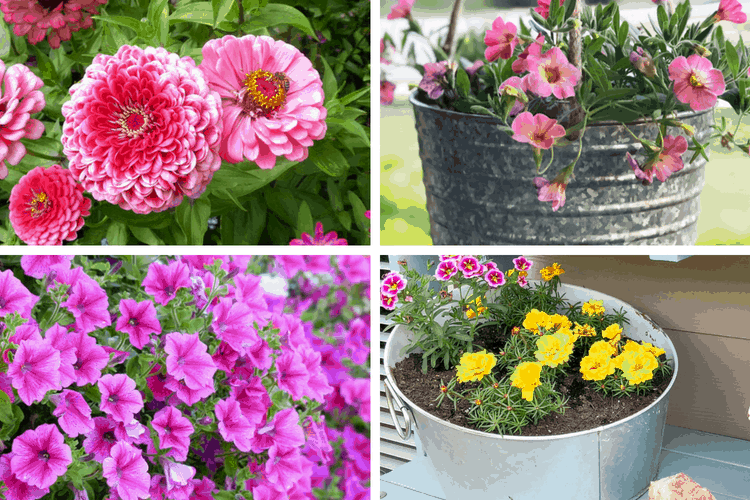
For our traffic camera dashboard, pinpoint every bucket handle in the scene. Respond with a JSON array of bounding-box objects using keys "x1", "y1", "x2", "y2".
[{"x1": 384, "y1": 378, "x2": 414, "y2": 441}]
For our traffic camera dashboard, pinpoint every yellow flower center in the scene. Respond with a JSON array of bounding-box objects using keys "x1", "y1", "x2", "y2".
[
  {"x1": 241, "y1": 69, "x2": 289, "y2": 118},
  {"x1": 27, "y1": 191, "x2": 51, "y2": 218},
  {"x1": 689, "y1": 73, "x2": 704, "y2": 88},
  {"x1": 116, "y1": 104, "x2": 152, "y2": 138}
]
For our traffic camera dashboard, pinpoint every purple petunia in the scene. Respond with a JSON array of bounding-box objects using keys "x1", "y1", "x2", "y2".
[
  {"x1": 10, "y1": 424, "x2": 72, "y2": 489},
  {"x1": 61, "y1": 279, "x2": 111, "y2": 334},
  {"x1": 142, "y1": 261, "x2": 191, "y2": 306},
  {"x1": 20, "y1": 255, "x2": 74, "y2": 279},
  {"x1": 0, "y1": 269, "x2": 39, "y2": 318},
  {"x1": 8, "y1": 339, "x2": 61, "y2": 405},
  {"x1": 164, "y1": 332, "x2": 217, "y2": 391},
  {"x1": 151, "y1": 406, "x2": 194, "y2": 462},
  {"x1": 98, "y1": 374, "x2": 144, "y2": 423},
  {"x1": 102, "y1": 442, "x2": 150, "y2": 500},
  {"x1": 216, "y1": 397, "x2": 255, "y2": 452},
  {"x1": 116, "y1": 299, "x2": 162, "y2": 350},
  {"x1": 51, "y1": 390, "x2": 94, "y2": 438}
]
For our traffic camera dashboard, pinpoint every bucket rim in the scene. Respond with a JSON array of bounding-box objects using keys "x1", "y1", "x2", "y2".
[
  {"x1": 408, "y1": 89, "x2": 713, "y2": 127},
  {"x1": 384, "y1": 281, "x2": 679, "y2": 442}
]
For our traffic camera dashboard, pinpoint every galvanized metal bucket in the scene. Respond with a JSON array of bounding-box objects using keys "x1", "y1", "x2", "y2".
[
  {"x1": 384, "y1": 283, "x2": 679, "y2": 500},
  {"x1": 410, "y1": 91, "x2": 713, "y2": 245}
]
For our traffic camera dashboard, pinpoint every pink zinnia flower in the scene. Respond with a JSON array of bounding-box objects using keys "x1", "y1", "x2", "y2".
[
  {"x1": 511, "y1": 112, "x2": 566, "y2": 150},
  {"x1": 381, "y1": 80, "x2": 396, "y2": 105},
  {"x1": 0, "y1": 269, "x2": 38, "y2": 318},
  {"x1": 142, "y1": 260, "x2": 192, "y2": 306},
  {"x1": 627, "y1": 135, "x2": 688, "y2": 184},
  {"x1": 9, "y1": 165, "x2": 91, "y2": 245},
  {"x1": 381, "y1": 272, "x2": 406, "y2": 297},
  {"x1": 512, "y1": 34, "x2": 545, "y2": 74},
  {"x1": 215, "y1": 397, "x2": 255, "y2": 452},
  {"x1": 20, "y1": 255, "x2": 73, "y2": 279},
  {"x1": 51, "y1": 390, "x2": 93, "y2": 438},
  {"x1": 535, "y1": 0, "x2": 563, "y2": 19},
  {"x1": 534, "y1": 175, "x2": 568, "y2": 212},
  {"x1": 116, "y1": 299, "x2": 162, "y2": 350},
  {"x1": 387, "y1": 0, "x2": 415, "y2": 19},
  {"x1": 164, "y1": 332, "x2": 217, "y2": 391},
  {"x1": 276, "y1": 350, "x2": 310, "y2": 400},
  {"x1": 7, "y1": 339, "x2": 61, "y2": 405},
  {"x1": 62, "y1": 45, "x2": 223, "y2": 214},
  {"x1": 102, "y1": 442, "x2": 150, "y2": 500},
  {"x1": 716, "y1": 0, "x2": 746, "y2": 23},
  {"x1": 10, "y1": 424, "x2": 72, "y2": 489},
  {"x1": 381, "y1": 293, "x2": 397, "y2": 310},
  {"x1": 485, "y1": 268, "x2": 506, "y2": 288},
  {"x1": 61, "y1": 279, "x2": 111, "y2": 334},
  {"x1": 525, "y1": 47, "x2": 581, "y2": 99},
  {"x1": 484, "y1": 16, "x2": 518, "y2": 62},
  {"x1": 151, "y1": 406, "x2": 194, "y2": 462},
  {"x1": 199, "y1": 34, "x2": 327, "y2": 170},
  {"x1": 435, "y1": 260, "x2": 459, "y2": 281},
  {"x1": 0, "y1": 61, "x2": 44, "y2": 180},
  {"x1": 0, "y1": 0, "x2": 106, "y2": 48},
  {"x1": 668, "y1": 55, "x2": 725, "y2": 111},
  {"x1": 290, "y1": 221, "x2": 348, "y2": 245},
  {"x1": 82, "y1": 416, "x2": 118, "y2": 461},
  {"x1": 98, "y1": 374, "x2": 144, "y2": 423},
  {"x1": 419, "y1": 61, "x2": 450, "y2": 100},
  {"x1": 250, "y1": 407, "x2": 305, "y2": 453}
]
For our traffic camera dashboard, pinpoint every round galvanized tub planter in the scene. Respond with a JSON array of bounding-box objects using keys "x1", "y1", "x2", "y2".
[
  {"x1": 410, "y1": 91, "x2": 713, "y2": 245},
  {"x1": 384, "y1": 283, "x2": 679, "y2": 500}
]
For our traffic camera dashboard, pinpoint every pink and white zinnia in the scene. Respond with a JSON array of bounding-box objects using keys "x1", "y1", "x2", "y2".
[{"x1": 199, "y1": 34, "x2": 328, "y2": 170}]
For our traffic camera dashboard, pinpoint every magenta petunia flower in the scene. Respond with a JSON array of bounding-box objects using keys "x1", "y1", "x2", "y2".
[
  {"x1": 231, "y1": 377, "x2": 272, "y2": 427},
  {"x1": 20, "y1": 255, "x2": 73, "y2": 279},
  {"x1": 627, "y1": 135, "x2": 688, "y2": 184},
  {"x1": 668, "y1": 55, "x2": 725, "y2": 111},
  {"x1": 151, "y1": 406, "x2": 194, "y2": 462},
  {"x1": 275, "y1": 350, "x2": 311, "y2": 400},
  {"x1": 0, "y1": 269, "x2": 39, "y2": 318},
  {"x1": 211, "y1": 298, "x2": 262, "y2": 355},
  {"x1": 9, "y1": 323, "x2": 41, "y2": 344},
  {"x1": 419, "y1": 61, "x2": 450, "y2": 100},
  {"x1": 216, "y1": 397, "x2": 255, "y2": 452},
  {"x1": 336, "y1": 255, "x2": 370, "y2": 285},
  {"x1": 485, "y1": 268, "x2": 506, "y2": 288},
  {"x1": 535, "y1": 0, "x2": 562, "y2": 19},
  {"x1": 102, "y1": 442, "x2": 150, "y2": 500},
  {"x1": 435, "y1": 260, "x2": 459, "y2": 281},
  {"x1": 0, "y1": 453, "x2": 48, "y2": 500},
  {"x1": 534, "y1": 175, "x2": 568, "y2": 212},
  {"x1": 69, "y1": 330, "x2": 109, "y2": 386},
  {"x1": 232, "y1": 273, "x2": 271, "y2": 318},
  {"x1": 387, "y1": 0, "x2": 415, "y2": 19},
  {"x1": 381, "y1": 272, "x2": 407, "y2": 297},
  {"x1": 164, "y1": 332, "x2": 217, "y2": 391},
  {"x1": 381, "y1": 292, "x2": 397, "y2": 311},
  {"x1": 199, "y1": 34, "x2": 327, "y2": 170},
  {"x1": 0, "y1": 0, "x2": 106, "y2": 48},
  {"x1": 265, "y1": 445, "x2": 305, "y2": 492},
  {"x1": 164, "y1": 375, "x2": 215, "y2": 406},
  {"x1": 7, "y1": 339, "x2": 61, "y2": 405},
  {"x1": 43, "y1": 324, "x2": 76, "y2": 388},
  {"x1": 525, "y1": 47, "x2": 580, "y2": 99},
  {"x1": 98, "y1": 374, "x2": 144, "y2": 423},
  {"x1": 51, "y1": 390, "x2": 93, "y2": 438},
  {"x1": 458, "y1": 256, "x2": 481, "y2": 278},
  {"x1": 250, "y1": 407, "x2": 305, "y2": 453},
  {"x1": 297, "y1": 344, "x2": 334, "y2": 402},
  {"x1": 116, "y1": 299, "x2": 161, "y2": 350},
  {"x1": 511, "y1": 112, "x2": 566, "y2": 150},
  {"x1": 191, "y1": 477, "x2": 217, "y2": 500},
  {"x1": 484, "y1": 16, "x2": 519, "y2": 62},
  {"x1": 716, "y1": 0, "x2": 746, "y2": 23},
  {"x1": 61, "y1": 280, "x2": 111, "y2": 334},
  {"x1": 290, "y1": 221, "x2": 348, "y2": 245},
  {"x1": 11, "y1": 424, "x2": 72, "y2": 489},
  {"x1": 82, "y1": 417, "x2": 118, "y2": 461},
  {"x1": 160, "y1": 457, "x2": 196, "y2": 499},
  {"x1": 0, "y1": 61, "x2": 44, "y2": 180},
  {"x1": 142, "y1": 261, "x2": 192, "y2": 306},
  {"x1": 381, "y1": 80, "x2": 396, "y2": 105},
  {"x1": 340, "y1": 378, "x2": 370, "y2": 423},
  {"x1": 62, "y1": 45, "x2": 222, "y2": 214}
]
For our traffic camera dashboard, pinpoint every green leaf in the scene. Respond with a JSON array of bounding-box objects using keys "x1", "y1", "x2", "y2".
[
  {"x1": 656, "y1": 5, "x2": 668, "y2": 31},
  {"x1": 563, "y1": 0, "x2": 576, "y2": 21},
  {"x1": 219, "y1": 196, "x2": 265, "y2": 244},
  {"x1": 129, "y1": 226, "x2": 164, "y2": 245},
  {"x1": 30, "y1": 45, "x2": 57, "y2": 83},
  {"x1": 106, "y1": 221, "x2": 128, "y2": 245},
  {"x1": 206, "y1": 160, "x2": 297, "y2": 200},
  {"x1": 307, "y1": 140, "x2": 349, "y2": 176},
  {"x1": 170, "y1": 2, "x2": 214, "y2": 26},
  {"x1": 148, "y1": 0, "x2": 171, "y2": 45},
  {"x1": 212, "y1": 0, "x2": 234, "y2": 27},
  {"x1": 347, "y1": 191, "x2": 367, "y2": 230},
  {"x1": 320, "y1": 56, "x2": 337, "y2": 103},
  {"x1": 617, "y1": 21, "x2": 629, "y2": 47},
  {"x1": 99, "y1": 204, "x2": 173, "y2": 229},
  {"x1": 0, "y1": 390, "x2": 12, "y2": 424},
  {"x1": 339, "y1": 86, "x2": 369, "y2": 106},
  {"x1": 94, "y1": 15, "x2": 155, "y2": 40},
  {"x1": 726, "y1": 41, "x2": 740, "y2": 78},
  {"x1": 241, "y1": 4, "x2": 316, "y2": 38},
  {"x1": 455, "y1": 68, "x2": 470, "y2": 98},
  {"x1": 175, "y1": 197, "x2": 211, "y2": 245},
  {"x1": 264, "y1": 189, "x2": 299, "y2": 226},
  {"x1": 327, "y1": 118, "x2": 370, "y2": 147},
  {"x1": 296, "y1": 200, "x2": 314, "y2": 236},
  {"x1": 0, "y1": 18, "x2": 10, "y2": 58}
]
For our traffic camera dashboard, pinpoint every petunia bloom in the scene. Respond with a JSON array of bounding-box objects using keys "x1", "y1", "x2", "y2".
[
  {"x1": 62, "y1": 45, "x2": 223, "y2": 214},
  {"x1": 250, "y1": 407, "x2": 306, "y2": 453},
  {"x1": 142, "y1": 260, "x2": 191, "y2": 306},
  {"x1": 484, "y1": 16, "x2": 519, "y2": 62},
  {"x1": 340, "y1": 377, "x2": 370, "y2": 423},
  {"x1": 116, "y1": 299, "x2": 162, "y2": 350},
  {"x1": 151, "y1": 406, "x2": 194, "y2": 462},
  {"x1": 668, "y1": 55, "x2": 725, "y2": 111},
  {"x1": 20, "y1": 255, "x2": 73, "y2": 279},
  {"x1": 0, "y1": 453, "x2": 47, "y2": 500},
  {"x1": 199, "y1": 34, "x2": 327, "y2": 170},
  {"x1": 0, "y1": 61, "x2": 44, "y2": 180},
  {"x1": 381, "y1": 80, "x2": 396, "y2": 105},
  {"x1": 102, "y1": 442, "x2": 150, "y2": 500},
  {"x1": 9, "y1": 165, "x2": 91, "y2": 245},
  {"x1": 387, "y1": 0, "x2": 415, "y2": 19},
  {"x1": 512, "y1": 112, "x2": 566, "y2": 150},
  {"x1": 0, "y1": 268, "x2": 39, "y2": 318},
  {"x1": 0, "y1": 0, "x2": 106, "y2": 48},
  {"x1": 715, "y1": 0, "x2": 746, "y2": 23},
  {"x1": 215, "y1": 397, "x2": 255, "y2": 452},
  {"x1": 51, "y1": 390, "x2": 93, "y2": 438},
  {"x1": 525, "y1": 47, "x2": 581, "y2": 99},
  {"x1": 10, "y1": 424, "x2": 72, "y2": 489},
  {"x1": 61, "y1": 279, "x2": 110, "y2": 334},
  {"x1": 265, "y1": 445, "x2": 306, "y2": 492},
  {"x1": 276, "y1": 349, "x2": 311, "y2": 400},
  {"x1": 164, "y1": 332, "x2": 217, "y2": 391},
  {"x1": 7, "y1": 339, "x2": 61, "y2": 405},
  {"x1": 290, "y1": 221, "x2": 348, "y2": 245},
  {"x1": 69, "y1": 330, "x2": 109, "y2": 387},
  {"x1": 419, "y1": 61, "x2": 450, "y2": 100},
  {"x1": 381, "y1": 272, "x2": 406, "y2": 297},
  {"x1": 82, "y1": 417, "x2": 118, "y2": 461},
  {"x1": 98, "y1": 374, "x2": 144, "y2": 423}
]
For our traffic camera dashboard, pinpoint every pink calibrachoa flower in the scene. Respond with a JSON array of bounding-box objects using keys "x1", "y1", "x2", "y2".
[
  {"x1": 290, "y1": 221, "x2": 348, "y2": 245},
  {"x1": 534, "y1": 171, "x2": 570, "y2": 212},
  {"x1": 512, "y1": 34, "x2": 545, "y2": 74},
  {"x1": 61, "y1": 279, "x2": 111, "y2": 334},
  {"x1": 419, "y1": 61, "x2": 450, "y2": 100},
  {"x1": 51, "y1": 390, "x2": 93, "y2": 438},
  {"x1": 381, "y1": 80, "x2": 396, "y2": 105},
  {"x1": 7, "y1": 339, "x2": 60, "y2": 405},
  {"x1": 142, "y1": 260, "x2": 192, "y2": 306},
  {"x1": 20, "y1": 255, "x2": 73, "y2": 279},
  {"x1": 102, "y1": 442, "x2": 150, "y2": 500},
  {"x1": 199, "y1": 34, "x2": 327, "y2": 170},
  {"x1": 387, "y1": 0, "x2": 415, "y2": 19},
  {"x1": 0, "y1": 268, "x2": 38, "y2": 318},
  {"x1": 514, "y1": 256, "x2": 533, "y2": 271},
  {"x1": 499, "y1": 76, "x2": 527, "y2": 116},
  {"x1": 435, "y1": 259, "x2": 459, "y2": 281},
  {"x1": 62, "y1": 45, "x2": 223, "y2": 214},
  {"x1": 485, "y1": 268, "x2": 506, "y2": 288},
  {"x1": 715, "y1": 0, "x2": 746, "y2": 23},
  {"x1": 484, "y1": 16, "x2": 519, "y2": 62},
  {"x1": 381, "y1": 292, "x2": 397, "y2": 311},
  {"x1": 116, "y1": 299, "x2": 162, "y2": 350},
  {"x1": 0, "y1": 0, "x2": 107, "y2": 48},
  {"x1": 9, "y1": 165, "x2": 91, "y2": 245},
  {"x1": 216, "y1": 397, "x2": 255, "y2": 452},
  {"x1": 164, "y1": 332, "x2": 217, "y2": 391},
  {"x1": 151, "y1": 407, "x2": 194, "y2": 462},
  {"x1": 627, "y1": 135, "x2": 689, "y2": 184},
  {"x1": 535, "y1": 0, "x2": 562, "y2": 19},
  {"x1": 0, "y1": 61, "x2": 44, "y2": 180},
  {"x1": 668, "y1": 55, "x2": 725, "y2": 111},
  {"x1": 251, "y1": 407, "x2": 306, "y2": 453},
  {"x1": 525, "y1": 47, "x2": 581, "y2": 99},
  {"x1": 381, "y1": 272, "x2": 407, "y2": 297},
  {"x1": 98, "y1": 374, "x2": 144, "y2": 423},
  {"x1": 10, "y1": 424, "x2": 72, "y2": 489},
  {"x1": 511, "y1": 112, "x2": 566, "y2": 150},
  {"x1": 458, "y1": 256, "x2": 481, "y2": 277}
]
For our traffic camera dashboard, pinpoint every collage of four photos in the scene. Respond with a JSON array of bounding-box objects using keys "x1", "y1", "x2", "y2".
[{"x1": 0, "y1": 0, "x2": 748, "y2": 499}]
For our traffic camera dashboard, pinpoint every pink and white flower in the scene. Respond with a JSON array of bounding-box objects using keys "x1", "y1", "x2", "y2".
[
  {"x1": 381, "y1": 272, "x2": 407, "y2": 297},
  {"x1": 102, "y1": 442, "x2": 150, "y2": 500},
  {"x1": 381, "y1": 292, "x2": 398, "y2": 310},
  {"x1": 668, "y1": 55, "x2": 725, "y2": 111},
  {"x1": 435, "y1": 259, "x2": 459, "y2": 281},
  {"x1": 485, "y1": 268, "x2": 506, "y2": 288},
  {"x1": 534, "y1": 175, "x2": 568, "y2": 212},
  {"x1": 627, "y1": 135, "x2": 688, "y2": 184}
]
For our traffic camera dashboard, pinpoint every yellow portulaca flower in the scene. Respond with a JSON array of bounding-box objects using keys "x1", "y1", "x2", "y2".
[
  {"x1": 548, "y1": 313, "x2": 572, "y2": 331},
  {"x1": 510, "y1": 361, "x2": 543, "y2": 401},
  {"x1": 641, "y1": 341, "x2": 666, "y2": 358},
  {"x1": 456, "y1": 350, "x2": 496, "y2": 383},
  {"x1": 602, "y1": 324, "x2": 623, "y2": 344},
  {"x1": 589, "y1": 340, "x2": 616, "y2": 358},
  {"x1": 465, "y1": 296, "x2": 487, "y2": 319},
  {"x1": 573, "y1": 322, "x2": 597, "y2": 337},
  {"x1": 622, "y1": 340, "x2": 645, "y2": 353},
  {"x1": 534, "y1": 331, "x2": 575, "y2": 368},
  {"x1": 582, "y1": 299, "x2": 606, "y2": 316},
  {"x1": 580, "y1": 352, "x2": 615, "y2": 381},
  {"x1": 522, "y1": 309, "x2": 549, "y2": 334},
  {"x1": 540, "y1": 263, "x2": 565, "y2": 281},
  {"x1": 619, "y1": 350, "x2": 659, "y2": 385}
]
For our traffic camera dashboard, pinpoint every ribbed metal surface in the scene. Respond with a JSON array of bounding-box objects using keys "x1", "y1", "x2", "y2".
[
  {"x1": 411, "y1": 92, "x2": 713, "y2": 245},
  {"x1": 384, "y1": 283, "x2": 679, "y2": 500}
]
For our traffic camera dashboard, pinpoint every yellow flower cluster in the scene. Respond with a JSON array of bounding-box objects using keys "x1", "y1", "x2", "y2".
[
  {"x1": 582, "y1": 299, "x2": 605, "y2": 317},
  {"x1": 522, "y1": 309, "x2": 572, "y2": 336},
  {"x1": 534, "y1": 331, "x2": 575, "y2": 368},
  {"x1": 510, "y1": 361, "x2": 542, "y2": 401},
  {"x1": 573, "y1": 322, "x2": 597, "y2": 337},
  {"x1": 540, "y1": 263, "x2": 564, "y2": 281},
  {"x1": 456, "y1": 350, "x2": 497, "y2": 383},
  {"x1": 580, "y1": 336, "x2": 662, "y2": 385},
  {"x1": 465, "y1": 296, "x2": 487, "y2": 319}
]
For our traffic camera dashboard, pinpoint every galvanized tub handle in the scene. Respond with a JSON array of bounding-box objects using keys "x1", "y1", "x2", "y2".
[{"x1": 384, "y1": 377, "x2": 414, "y2": 441}]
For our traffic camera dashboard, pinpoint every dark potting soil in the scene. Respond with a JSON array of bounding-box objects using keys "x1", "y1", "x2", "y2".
[{"x1": 392, "y1": 324, "x2": 672, "y2": 436}]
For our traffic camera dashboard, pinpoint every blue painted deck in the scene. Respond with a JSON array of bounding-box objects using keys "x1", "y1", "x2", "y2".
[{"x1": 380, "y1": 425, "x2": 750, "y2": 500}]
